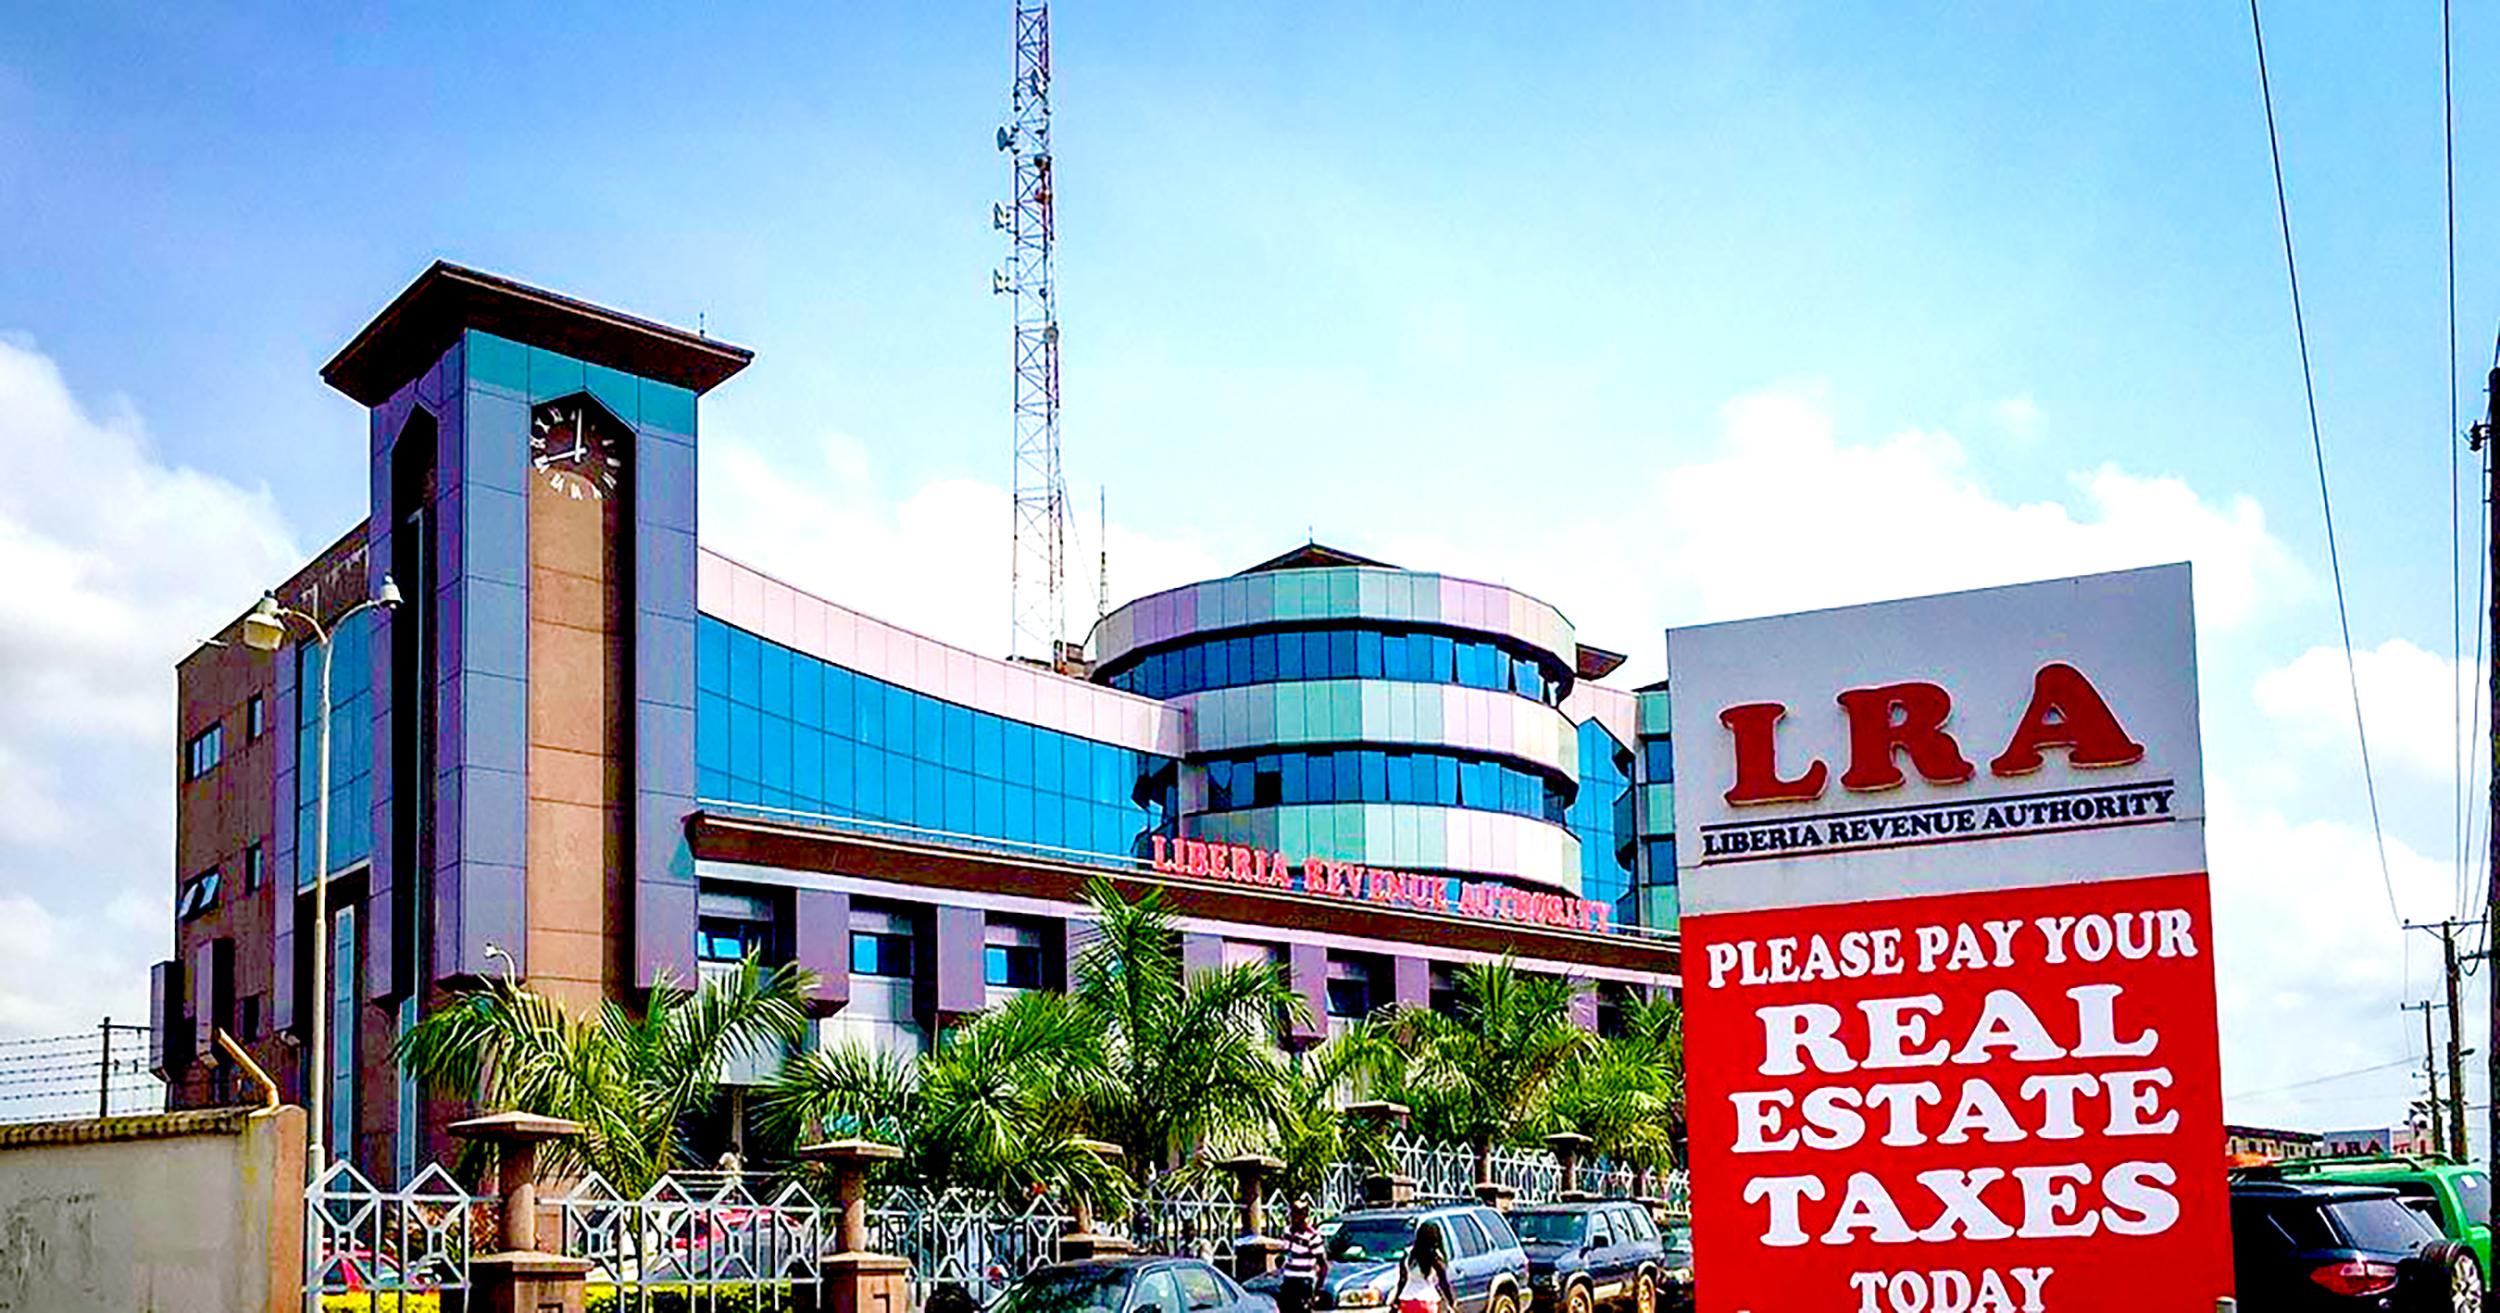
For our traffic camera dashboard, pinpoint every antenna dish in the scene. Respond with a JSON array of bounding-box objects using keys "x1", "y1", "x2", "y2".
[
  {"x1": 992, "y1": 270, "x2": 1013, "y2": 296},
  {"x1": 996, "y1": 126, "x2": 1014, "y2": 152}
]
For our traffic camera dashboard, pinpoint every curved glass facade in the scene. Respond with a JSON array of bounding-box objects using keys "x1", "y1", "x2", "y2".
[
  {"x1": 1199, "y1": 746, "x2": 1571, "y2": 823},
  {"x1": 1565, "y1": 719, "x2": 1635, "y2": 918},
  {"x1": 1101, "y1": 624, "x2": 1565, "y2": 705},
  {"x1": 696, "y1": 616, "x2": 1178, "y2": 860}
]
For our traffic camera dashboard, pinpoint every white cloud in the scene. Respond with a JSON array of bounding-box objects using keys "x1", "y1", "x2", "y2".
[
  {"x1": 2206, "y1": 784, "x2": 2474, "y2": 1131},
  {"x1": 0, "y1": 337, "x2": 303, "y2": 1040},
  {"x1": 699, "y1": 429, "x2": 1223, "y2": 657},
  {"x1": 2254, "y1": 639, "x2": 2478, "y2": 784},
  {"x1": 1646, "y1": 388, "x2": 2303, "y2": 634}
]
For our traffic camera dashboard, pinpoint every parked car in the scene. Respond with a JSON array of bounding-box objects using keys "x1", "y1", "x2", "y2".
[
  {"x1": 2230, "y1": 1178, "x2": 2478, "y2": 1309},
  {"x1": 1245, "y1": 1203, "x2": 1531, "y2": 1313},
  {"x1": 993, "y1": 1257, "x2": 1277, "y2": 1313},
  {"x1": 1654, "y1": 1222, "x2": 1690, "y2": 1313},
  {"x1": 1510, "y1": 1202, "x2": 1664, "y2": 1313},
  {"x1": 2248, "y1": 1154, "x2": 2494, "y2": 1293}
]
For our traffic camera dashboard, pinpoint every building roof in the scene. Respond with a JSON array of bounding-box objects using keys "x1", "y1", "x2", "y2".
[
  {"x1": 1236, "y1": 542, "x2": 1399, "y2": 574},
  {"x1": 1573, "y1": 644, "x2": 1627, "y2": 681},
  {"x1": 322, "y1": 260, "x2": 754, "y2": 406}
]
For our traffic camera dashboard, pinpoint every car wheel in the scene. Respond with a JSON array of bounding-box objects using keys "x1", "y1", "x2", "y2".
[
  {"x1": 1490, "y1": 1286, "x2": 1521, "y2": 1313},
  {"x1": 1565, "y1": 1283, "x2": 1592, "y2": 1313},
  {"x1": 2450, "y1": 1249, "x2": 2483, "y2": 1313},
  {"x1": 1633, "y1": 1270, "x2": 1655, "y2": 1313}
]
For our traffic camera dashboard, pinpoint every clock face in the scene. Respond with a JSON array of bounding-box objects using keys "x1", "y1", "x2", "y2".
[{"x1": 529, "y1": 399, "x2": 625, "y2": 501}]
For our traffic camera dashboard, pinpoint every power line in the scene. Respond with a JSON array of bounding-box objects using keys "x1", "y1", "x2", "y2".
[
  {"x1": 2448, "y1": 0, "x2": 2467, "y2": 925},
  {"x1": 2229, "y1": 1055, "x2": 2421, "y2": 1102},
  {"x1": 2247, "y1": 0, "x2": 2401, "y2": 925}
]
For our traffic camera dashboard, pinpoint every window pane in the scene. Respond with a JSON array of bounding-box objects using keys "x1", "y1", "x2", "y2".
[
  {"x1": 728, "y1": 629, "x2": 759, "y2": 705},
  {"x1": 1361, "y1": 751, "x2": 1386, "y2": 799},
  {"x1": 1226, "y1": 637, "x2": 1252, "y2": 688},
  {"x1": 1281, "y1": 753, "x2": 1308, "y2": 806},
  {"x1": 1305, "y1": 752, "x2": 1336, "y2": 804},
  {"x1": 1355, "y1": 630, "x2": 1383, "y2": 678},
  {"x1": 760, "y1": 644, "x2": 791, "y2": 717},
  {"x1": 1381, "y1": 630, "x2": 1409, "y2": 680},
  {"x1": 974, "y1": 714, "x2": 1005, "y2": 777},
  {"x1": 945, "y1": 703, "x2": 975, "y2": 763},
  {"x1": 1005, "y1": 720, "x2": 1035, "y2": 784},
  {"x1": 855, "y1": 674, "x2": 885, "y2": 743},
  {"x1": 1435, "y1": 755, "x2": 1460, "y2": 806},
  {"x1": 1329, "y1": 630, "x2": 1357, "y2": 679},
  {"x1": 1204, "y1": 638, "x2": 1230, "y2": 689},
  {"x1": 792, "y1": 655, "x2": 823, "y2": 727},
  {"x1": 1276, "y1": 629, "x2": 1303, "y2": 682},
  {"x1": 1335, "y1": 751, "x2": 1361, "y2": 801},
  {"x1": 826, "y1": 667, "x2": 855, "y2": 739},
  {"x1": 1304, "y1": 631, "x2": 1330, "y2": 680},
  {"x1": 698, "y1": 618, "x2": 728, "y2": 694},
  {"x1": 1250, "y1": 633, "x2": 1277, "y2": 683},
  {"x1": 1206, "y1": 760, "x2": 1234, "y2": 811},
  {"x1": 1034, "y1": 730, "x2": 1064, "y2": 793},
  {"x1": 1385, "y1": 752, "x2": 1414, "y2": 803}
]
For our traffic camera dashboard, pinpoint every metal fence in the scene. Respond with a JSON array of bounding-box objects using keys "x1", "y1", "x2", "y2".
[{"x1": 307, "y1": 1134, "x2": 1689, "y2": 1305}]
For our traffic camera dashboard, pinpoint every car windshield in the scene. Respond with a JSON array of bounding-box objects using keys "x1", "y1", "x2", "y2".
[
  {"x1": 2460, "y1": 1173, "x2": 2493, "y2": 1229},
  {"x1": 1330, "y1": 1219, "x2": 1417, "y2": 1265},
  {"x1": 996, "y1": 1269, "x2": 1133, "y2": 1313},
  {"x1": 2329, "y1": 1198, "x2": 2438, "y2": 1255},
  {"x1": 1510, "y1": 1213, "x2": 1588, "y2": 1245}
]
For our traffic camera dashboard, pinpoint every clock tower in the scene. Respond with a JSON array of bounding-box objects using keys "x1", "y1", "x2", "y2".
[{"x1": 312, "y1": 265, "x2": 749, "y2": 1153}]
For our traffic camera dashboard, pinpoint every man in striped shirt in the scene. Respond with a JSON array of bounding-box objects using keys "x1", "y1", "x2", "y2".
[{"x1": 1280, "y1": 1195, "x2": 1329, "y2": 1313}]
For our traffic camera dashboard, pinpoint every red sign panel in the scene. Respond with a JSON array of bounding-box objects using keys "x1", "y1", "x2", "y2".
[{"x1": 1667, "y1": 566, "x2": 2230, "y2": 1311}]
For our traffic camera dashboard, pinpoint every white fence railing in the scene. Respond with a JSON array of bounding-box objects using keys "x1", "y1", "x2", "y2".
[{"x1": 305, "y1": 1133, "x2": 1690, "y2": 1304}]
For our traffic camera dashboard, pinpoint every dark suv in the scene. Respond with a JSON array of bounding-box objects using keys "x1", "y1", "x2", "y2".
[
  {"x1": 2231, "y1": 1178, "x2": 2477, "y2": 1309},
  {"x1": 1510, "y1": 1202, "x2": 1665, "y2": 1313},
  {"x1": 1248, "y1": 1203, "x2": 1531, "y2": 1313}
]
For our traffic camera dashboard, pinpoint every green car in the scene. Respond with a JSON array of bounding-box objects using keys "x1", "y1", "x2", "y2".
[{"x1": 2250, "y1": 1153, "x2": 2493, "y2": 1285}]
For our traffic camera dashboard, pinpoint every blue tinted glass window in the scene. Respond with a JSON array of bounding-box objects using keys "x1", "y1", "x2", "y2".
[
  {"x1": 792, "y1": 656, "x2": 823, "y2": 727},
  {"x1": 1385, "y1": 752, "x2": 1415, "y2": 804},
  {"x1": 1304, "y1": 751, "x2": 1335, "y2": 804},
  {"x1": 1280, "y1": 753, "x2": 1309, "y2": 805},
  {"x1": 916, "y1": 760, "x2": 945, "y2": 827},
  {"x1": 1206, "y1": 760, "x2": 1233, "y2": 811},
  {"x1": 1251, "y1": 633, "x2": 1277, "y2": 683},
  {"x1": 826, "y1": 667, "x2": 854, "y2": 738},
  {"x1": 1034, "y1": 792, "x2": 1064, "y2": 847},
  {"x1": 697, "y1": 691, "x2": 729, "y2": 776},
  {"x1": 1360, "y1": 751, "x2": 1387, "y2": 799},
  {"x1": 1035, "y1": 729, "x2": 1066, "y2": 792},
  {"x1": 1276, "y1": 628, "x2": 1304, "y2": 682},
  {"x1": 1226, "y1": 638, "x2": 1251, "y2": 687},
  {"x1": 760, "y1": 715, "x2": 793, "y2": 791},
  {"x1": 793, "y1": 731, "x2": 824, "y2": 802},
  {"x1": 729, "y1": 703, "x2": 760, "y2": 782},
  {"x1": 1355, "y1": 630, "x2": 1383, "y2": 678},
  {"x1": 1004, "y1": 786, "x2": 1035, "y2": 841},
  {"x1": 1381, "y1": 630, "x2": 1409, "y2": 680},
  {"x1": 885, "y1": 754, "x2": 915, "y2": 823},
  {"x1": 1204, "y1": 638, "x2": 1230, "y2": 689},
  {"x1": 1004, "y1": 720, "x2": 1035, "y2": 782},
  {"x1": 1327, "y1": 630, "x2": 1356, "y2": 679},
  {"x1": 698, "y1": 619, "x2": 728, "y2": 695},
  {"x1": 974, "y1": 713, "x2": 1005, "y2": 777},
  {"x1": 728, "y1": 628, "x2": 760, "y2": 705},
  {"x1": 1644, "y1": 739, "x2": 1674, "y2": 782},
  {"x1": 854, "y1": 673, "x2": 884, "y2": 743},
  {"x1": 855, "y1": 746, "x2": 886, "y2": 816},
  {"x1": 760, "y1": 645, "x2": 791, "y2": 717},
  {"x1": 934, "y1": 697, "x2": 969, "y2": 761},
  {"x1": 1435, "y1": 755, "x2": 1460, "y2": 806},
  {"x1": 826, "y1": 738, "x2": 856, "y2": 803},
  {"x1": 1183, "y1": 642, "x2": 1206, "y2": 692},
  {"x1": 1335, "y1": 752, "x2": 1361, "y2": 800},
  {"x1": 975, "y1": 776, "x2": 1006, "y2": 835},
  {"x1": 1303, "y1": 631, "x2": 1330, "y2": 679}
]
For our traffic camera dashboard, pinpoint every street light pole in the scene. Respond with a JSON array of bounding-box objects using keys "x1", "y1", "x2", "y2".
[{"x1": 242, "y1": 576, "x2": 398, "y2": 1313}]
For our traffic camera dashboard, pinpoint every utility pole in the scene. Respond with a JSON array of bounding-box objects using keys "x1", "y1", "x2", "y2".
[
  {"x1": 97, "y1": 1015, "x2": 111, "y2": 1118},
  {"x1": 2407, "y1": 918, "x2": 2482, "y2": 1158},
  {"x1": 2475, "y1": 362, "x2": 2498, "y2": 1313},
  {"x1": 2409, "y1": 1000, "x2": 2446, "y2": 1154}
]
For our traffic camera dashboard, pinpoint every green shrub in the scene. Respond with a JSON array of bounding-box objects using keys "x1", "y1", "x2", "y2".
[
  {"x1": 322, "y1": 1294, "x2": 442, "y2": 1313},
  {"x1": 585, "y1": 1283, "x2": 799, "y2": 1313}
]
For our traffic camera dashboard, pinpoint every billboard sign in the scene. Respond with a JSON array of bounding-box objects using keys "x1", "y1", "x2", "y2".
[{"x1": 1667, "y1": 564, "x2": 2227, "y2": 1312}]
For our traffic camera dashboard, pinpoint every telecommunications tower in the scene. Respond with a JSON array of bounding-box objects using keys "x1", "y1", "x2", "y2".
[{"x1": 996, "y1": 0, "x2": 1066, "y2": 661}]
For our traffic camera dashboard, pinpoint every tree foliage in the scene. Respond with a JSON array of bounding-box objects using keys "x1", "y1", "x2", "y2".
[{"x1": 394, "y1": 956, "x2": 816, "y2": 1192}]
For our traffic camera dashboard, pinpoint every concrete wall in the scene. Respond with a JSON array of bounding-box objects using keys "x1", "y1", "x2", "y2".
[{"x1": 0, "y1": 1105, "x2": 305, "y2": 1313}]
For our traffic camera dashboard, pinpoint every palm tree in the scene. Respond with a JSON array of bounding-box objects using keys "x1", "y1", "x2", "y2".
[
  {"x1": 1072, "y1": 877, "x2": 1303, "y2": 1188},
  {"x1": 762, "y1": 989, "x2": 1124, "y2": 1209},
  {"x1": 1268, "y1": 1024, "x2": 1398, "y2": 1200},
  {"x1": 395, "y1": 955, "x2": 817, "y2": 1193},
  {"x1": 1383, "y1": 956, "x2": 1594, "y2": 1183}
]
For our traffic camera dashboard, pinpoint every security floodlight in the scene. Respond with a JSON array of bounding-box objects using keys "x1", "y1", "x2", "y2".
[
  {"x1": 377, "y1": 576, "x2": 402, "y2": 609},
  {"x1": 240, "y1": 594, "x2": 286, "y2": 652}
]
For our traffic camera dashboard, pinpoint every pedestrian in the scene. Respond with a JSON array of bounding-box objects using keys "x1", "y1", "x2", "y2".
[
  {"x1": 1391, "y1": 1221, "x2": 1455, "y2": 1313},
  {"x1": 1279, "y1": 1195, "x2": 1329, "y2": 1313}
]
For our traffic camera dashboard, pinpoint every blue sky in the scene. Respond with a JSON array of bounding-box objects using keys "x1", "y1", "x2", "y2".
[{"x1": 2, "y1": 3, "x2": 2496, "y2": 1132}]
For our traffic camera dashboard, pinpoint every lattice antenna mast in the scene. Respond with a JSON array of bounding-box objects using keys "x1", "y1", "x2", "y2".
[{"x1": 996, "y1": 0, "x2": 1066, "y2": 660}]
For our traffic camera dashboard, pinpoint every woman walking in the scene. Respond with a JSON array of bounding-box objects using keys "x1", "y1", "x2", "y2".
[{"x1": 1392, "y1": 1221, "x2": 1458, "y2": 1313}]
